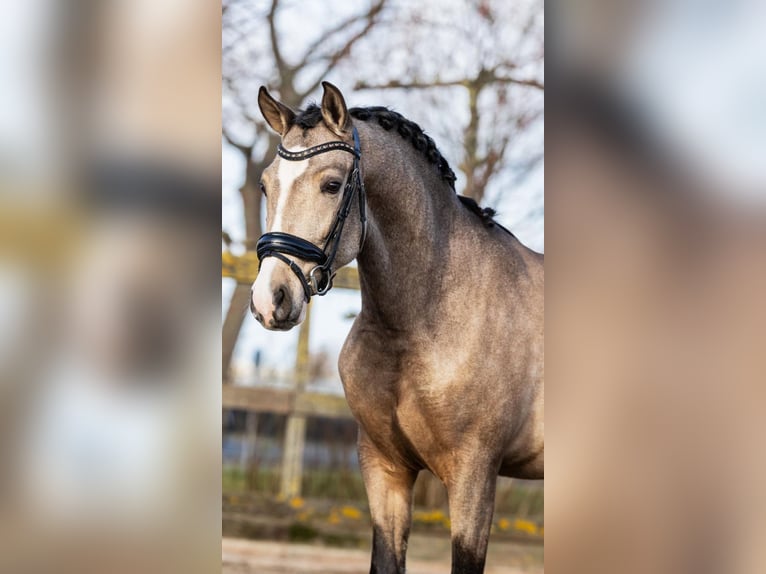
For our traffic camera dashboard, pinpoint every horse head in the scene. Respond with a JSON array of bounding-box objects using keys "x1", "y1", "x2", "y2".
[{"x1": 252, "y1": 82, "x2": 366, "y2": 330}]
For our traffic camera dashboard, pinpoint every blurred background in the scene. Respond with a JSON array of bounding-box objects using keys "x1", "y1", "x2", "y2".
[
  {"x1": 221, "y1": 0, "x2": 544, "y2": 570},
  {"x1": 547, "y1": 1, "x2": 766, "y2": 574},
  {"x1": 0, "y1": 1, "x2": 220, "y2": 573}
]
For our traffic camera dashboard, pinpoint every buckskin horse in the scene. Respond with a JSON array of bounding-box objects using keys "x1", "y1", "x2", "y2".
[{"x1": 250, "y1": 82, "x2": 544, "y2": 573}]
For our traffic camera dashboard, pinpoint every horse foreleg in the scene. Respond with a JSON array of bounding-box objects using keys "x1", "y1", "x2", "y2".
[
  {"x1": 446, "y1": 465, "x2": 498, "y2": 574},
  {"x1": 358, "y1": 435, "x2": 417, "y2": 574}
]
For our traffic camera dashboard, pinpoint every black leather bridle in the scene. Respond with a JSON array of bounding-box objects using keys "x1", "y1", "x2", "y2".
[{"x1": 256, "y1": 127, "x2": 367, "y2": 302}]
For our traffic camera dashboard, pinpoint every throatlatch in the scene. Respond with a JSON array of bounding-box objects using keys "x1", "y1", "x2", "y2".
[{"x1": 256, "y1": 127, "x2": 367, "y2": 302}]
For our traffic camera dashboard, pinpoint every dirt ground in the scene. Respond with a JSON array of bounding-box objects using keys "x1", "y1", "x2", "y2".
[{"x1": 222, "y1": 535, "x2": 543, "y2": 574}]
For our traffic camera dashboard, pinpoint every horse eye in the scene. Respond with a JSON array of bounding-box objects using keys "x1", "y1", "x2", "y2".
[
  {"x1": 259, "y1": 182, "x2": 267, "y2": 196},
  {"x1": 322, "y1": 180, "x2": 342, "y2": 194}
]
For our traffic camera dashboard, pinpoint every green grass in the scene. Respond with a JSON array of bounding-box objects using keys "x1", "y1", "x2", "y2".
[
  {"x1": 288, "y1": 522, "x2": 319, "y2": 543},
  {"x1": 494, "y1": 480, "x2": 544, "y2": 518},
  {"x1": 223, "y1": 466, "x2": 367, "y2": 502},
  {"x1": 223, "y1": 466, "x2": 543, "y2": 517}
]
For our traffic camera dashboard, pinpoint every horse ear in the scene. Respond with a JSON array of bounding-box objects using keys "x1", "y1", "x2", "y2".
[
  {"x1": 320, "y1": 81, "x2": 350, "y2": 136},
  {"x1": 258, "y1": 86, "x2": 295, "y2": 136}
]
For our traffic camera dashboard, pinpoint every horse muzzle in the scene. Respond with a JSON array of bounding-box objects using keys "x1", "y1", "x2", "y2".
[{"x1": 250, "y1": 258, "x2": 308, "y2": 331}]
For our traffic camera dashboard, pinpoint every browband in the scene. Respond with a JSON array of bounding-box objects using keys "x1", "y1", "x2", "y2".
[{"x1": 277, "y1": 140, "x2": 360, "y2": 161}]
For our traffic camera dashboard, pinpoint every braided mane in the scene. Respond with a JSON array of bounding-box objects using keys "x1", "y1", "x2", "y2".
[
  {"x1": 352, "y1": 107, "x2": 458, "y2": 189},
  {"x1": 293, "y1": 104, "x2": 499, "y2": 228}
]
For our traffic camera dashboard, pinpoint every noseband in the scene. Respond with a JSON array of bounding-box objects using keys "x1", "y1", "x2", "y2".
[{"x1": 256, "y1": 127, "x2": 367, "y2": 302}]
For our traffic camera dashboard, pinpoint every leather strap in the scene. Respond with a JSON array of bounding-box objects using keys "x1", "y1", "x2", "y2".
[
  {"x1": 256, "y1": 232, "x2": 326, "y2": 265},
  {"x1": 259, "y1": 251, "x2": 314, "y2": 302},
  {"x1": 277, "y1": 140, "x2": 359, "y2": 161},
  {"x1": 257, "y1": 127, "x2": 366, "y2": 302}
]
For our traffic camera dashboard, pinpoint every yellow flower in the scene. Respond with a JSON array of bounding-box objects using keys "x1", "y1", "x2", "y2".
[
  {"x1": 341, "y1": 506, "x2": 362, "y2": 520},
  {"x1": 514, "y1": 519, "x2": 538, "y2": 535},
  {"x1": 498, "y1": 518, "x2": 510, "y2": 531},
  {"x1": 413, "y1": 510, "x2": 446, "y2": 523},
  {"x1": 289, "y1": 497, "x2": 305, "y2": 509},
  {"x1": 328, "y1": 512, "x2": 341, "y2": 525}
]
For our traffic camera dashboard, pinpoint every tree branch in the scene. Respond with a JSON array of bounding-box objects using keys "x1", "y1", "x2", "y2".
[
  {"x1": 267, "y1": 0, "x2": 288, "y2": 76},
  {"x1": 491, "y1": 75, "x2": 544, "y2": 90},
  {"x1": 356, "y1": 73, "x2": 543, "y2": 92},
  {"x1": 299, "y1": 0, "x2": 387, "y2": 98},
  {"x1": 223, "y1": 74, "x2": 261, "y2": 126},
  {"x1": 476, "y1": 135, "x2": 510, "y2": 192},
  {"x1": 302, "y1": 0, "x2": 386, "y2": 66},
  {"x1": 355, "y1": 78, "x2": 468, "y2": 90}
]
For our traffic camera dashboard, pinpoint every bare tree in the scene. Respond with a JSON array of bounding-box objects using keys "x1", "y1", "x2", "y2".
[
  {"x1": 352, "y1": 0, "x2": 544, "y2": 205},
  {"x1": 221, "y1": 0, "x2": 388, "y2": 381},
  {"x1": 356, "y1": 67, "x2": 543, "y2": 203}
]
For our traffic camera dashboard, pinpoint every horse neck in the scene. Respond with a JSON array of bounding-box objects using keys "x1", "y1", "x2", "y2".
[{"x1": 355, "y1": 125, "x2": 458, "y2": 330}]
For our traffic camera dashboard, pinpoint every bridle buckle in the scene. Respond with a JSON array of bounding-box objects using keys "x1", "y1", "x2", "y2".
[{"x1": 309, "y1": 265, "x2": 334, "y2": 296}]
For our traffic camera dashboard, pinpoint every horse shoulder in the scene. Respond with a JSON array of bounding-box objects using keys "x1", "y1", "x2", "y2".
[{"x1": 338, "y1": 317, "x2": 401, "y2": 421}]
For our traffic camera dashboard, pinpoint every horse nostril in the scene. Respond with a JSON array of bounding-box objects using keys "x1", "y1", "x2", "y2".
[
  {"x1": 273, "y1": 286, "x2": 292, "y2": 322},
  {"x1": 274, "y1": 286, "x2": 286, "y2": 308}
]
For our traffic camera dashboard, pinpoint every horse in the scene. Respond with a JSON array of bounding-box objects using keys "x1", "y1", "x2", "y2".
[{"x1": 251, "y1": 82, "x2": 544, "y2": 574}]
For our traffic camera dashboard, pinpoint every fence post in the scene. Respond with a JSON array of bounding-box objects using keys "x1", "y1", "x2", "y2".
[
  {"x1": 279, "y1": 301, "x2": 312, "y2": 498},
  {"x1": 241, "y1": 412, "x2": 258, "y2": 488}
]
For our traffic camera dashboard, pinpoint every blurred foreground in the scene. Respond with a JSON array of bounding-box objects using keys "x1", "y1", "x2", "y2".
[
  {"x1": 0, "y1": 2, "x2": 220, "y2": 573},
  {"x1": 548, "y1": 1, "x2": 766, "y2": 574}
]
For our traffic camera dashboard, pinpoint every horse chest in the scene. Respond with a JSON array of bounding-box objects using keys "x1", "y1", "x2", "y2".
[
  {"x1": 349, "y1": 392, "x2": 447, "y2": 472},
  {"x1": 340, "y1": 319, "x2": 507, "y2": 474},
  {"x1": 342, "y1": 354, "x2": 458, "y2": 471}
]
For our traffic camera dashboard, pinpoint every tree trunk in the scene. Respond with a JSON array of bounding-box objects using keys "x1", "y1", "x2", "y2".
[{"x1": 222, "y1": 154, "x2": 268, "y2": 382}]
